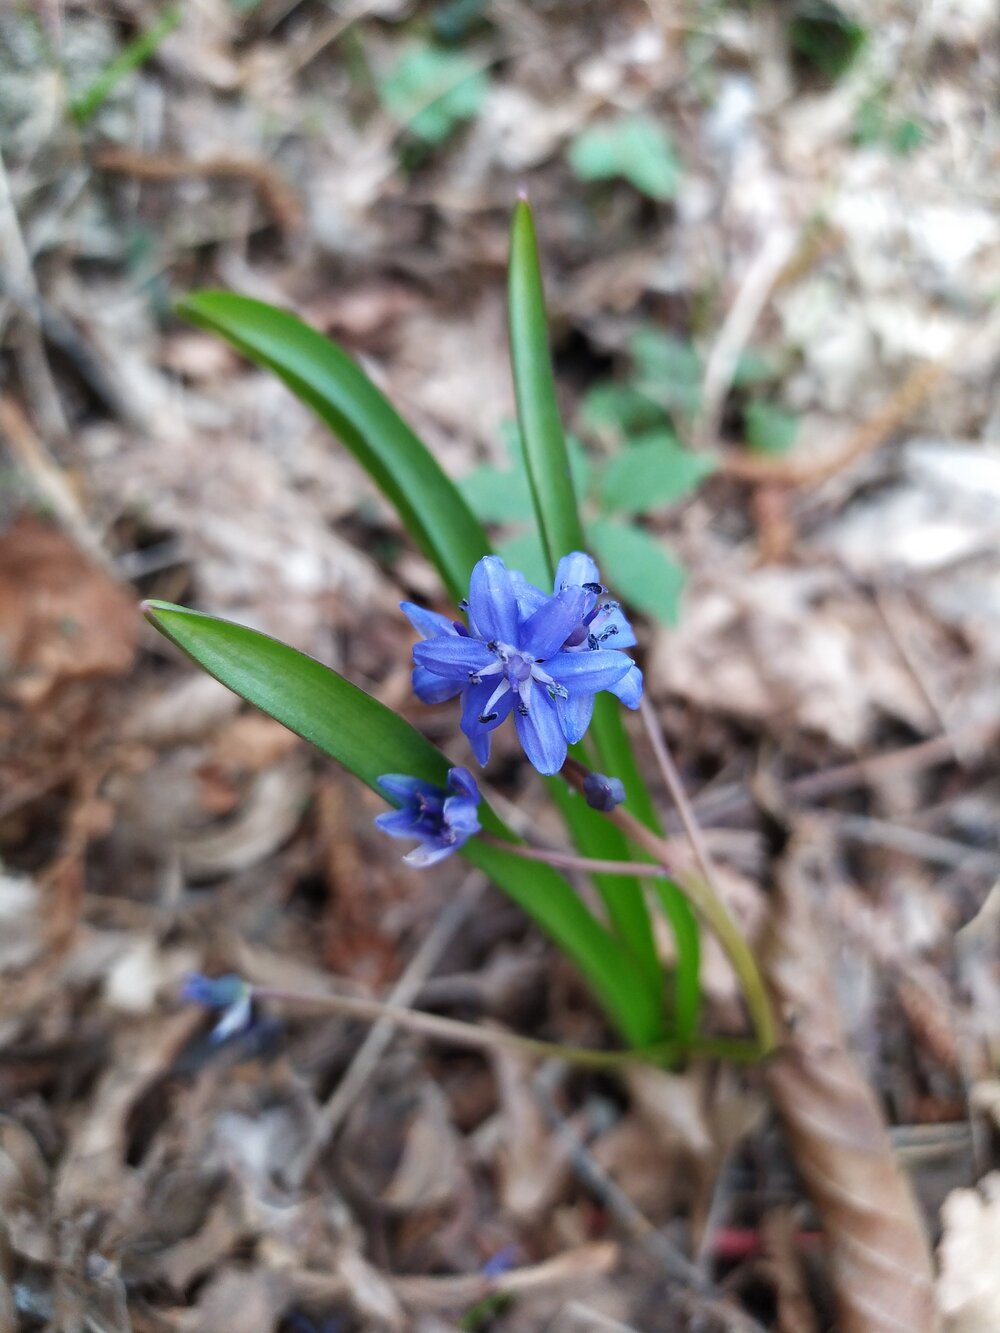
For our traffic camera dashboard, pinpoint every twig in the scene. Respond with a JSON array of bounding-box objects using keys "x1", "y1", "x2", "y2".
[
  {"x1": 639, "y1": 695, "x2": 721, "y2": 893},
  {"x1": 288, "y1": 871, "x2": 486, "y2": 1186},
  {"x1": 253, "y1": 984, "x2": 761, "y2": 1070},
  {"x1": 0, "y1": 396, "x2": 116, "y2": 575},
  {"x1": 93, "y1": 148, "x2": 302, "y2": 232},
  {"x1": 696, "y1": 226, "x2": 797, "y2": 448},
  {"x1": 0, "y1": 144, "x2": 66, "y2": 439}
]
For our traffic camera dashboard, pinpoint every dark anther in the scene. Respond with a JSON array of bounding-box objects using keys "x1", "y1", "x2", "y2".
[
  {"x1": 587, "y1": 632, "x2": 599, "y2": 650},
  {"x1": 479, "y1": 711, "x2": 499, "y2": 724},
  {"x1": 517, "y1": 703, "x2": 529, "y2": 716},
  {"x1": 582, "y1": 581, "x2": 605, "y2": 594},
  {"x1": 468, "y1": 671, "x2": 482, "y2": 684},
  {"x1": 458, "y1": 599, "x2": 470, "y2": 612},
  {"x1": 599, "y1": 625, "x2": 619, "y2": 641},
  {"x1": 487, "y1": 639, "x2": 498, "y2": 652}
]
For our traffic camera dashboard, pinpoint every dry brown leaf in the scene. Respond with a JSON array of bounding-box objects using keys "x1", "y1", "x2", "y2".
[
  {"x1": 0, "y1": 517, "x2": 137, "y2": 705},
  {"x1": 763, "y1": 830, "x2": 939, "y2": 1333}
]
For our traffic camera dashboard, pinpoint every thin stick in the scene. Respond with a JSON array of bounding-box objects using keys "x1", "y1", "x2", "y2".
[
  {"x1": 639, "y1": 695, "x2": 721, "y2": 893},
  {"x1": 288, "y1": 871, "x2": 486, "y2": 1186},
  {"x1": 253, "y1": 985, "x2": 762, "y2": 1069},
  {"x1": 481, "y1": 834, "x2": 692, "y2": 883}
]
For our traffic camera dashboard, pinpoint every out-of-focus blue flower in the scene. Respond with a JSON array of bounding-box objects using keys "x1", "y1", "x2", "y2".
[
  {"x1": 481, "y1": 1243, "x2": 519, "y2": 1277},
  {"x1": 375, "y1": 767, "x2": 482, "y2": 867},
  {"x1": 583, "y1": 771, "x2": 627, "y2": 812},
  {"x1": 180, "y1": 972, "x2": 253, "y2": 1042},
  {"x1": 406, "y1": 555, "x2": 634, "y2": 775}
]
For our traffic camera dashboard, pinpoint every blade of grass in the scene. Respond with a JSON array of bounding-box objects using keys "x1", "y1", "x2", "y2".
[
  {"x1": 70, "y1": 5, "x2": 182, "y2": 125},
  {"x1": 143, "y1": 600, "x2": 662, "y2": 1047}
]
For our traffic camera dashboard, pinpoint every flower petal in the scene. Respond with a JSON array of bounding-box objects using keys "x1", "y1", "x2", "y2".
[
  {"x1": 461, "y1": 679, "x2": 514, "y2": 766},
  {"x1": 610, "y1": 662, "x2": 643, "y2": 709},
  {"x1": 414, "y1": 636, "x2": 495, "y2": 680},
  {"x1": 442, "y1": 795, "x2": 481, "y2": 840},
  {"x1": 521, "y1": 586, "x2": 591, "y2": 659},
  {"x1": 555, "y1": 551, "x2": 601, "y2": 591},
  {"x1": 509, "y1": 569, "x2": 548, "y2": 620},
  {"x1": 589, "y1": 602, "x2": 637, "y2": 649},
  {"x1": 447, "y1": 767, "x2": 480, "y2": 803},
  {"x1": 412, "y1": 665, "x2": 463, "y2": 704},
  {"x1": 545, "y1": 649, "x2": 633, "y2": 694},
  {"x1": 556, "y1": 690, "x2": 595, "y2": 744},
  {"x1": 376, "y1": 773, "x2": 432, "y2": 804},
  {"x1": 401, "y1": 601, "x2": 458, "y2": 640},
  {"x1": 468, "y1": 555, "x2": 519, "y2": 644},
  {"x1": 514, "y1": 692, "x2": 567, "y2": 775},
  {"x1": 404, "y1": 841, "x2": 456, "y2": 868}
]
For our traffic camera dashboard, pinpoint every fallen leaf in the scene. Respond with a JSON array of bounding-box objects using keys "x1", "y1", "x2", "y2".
[{"x1": 763, "y1": 828, "x2": 938, "y2": 1333}]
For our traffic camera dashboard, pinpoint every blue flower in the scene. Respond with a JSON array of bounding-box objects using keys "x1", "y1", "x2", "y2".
[
  {"x1": 375, "y1": 767, "x2": 482, "y2": 867},
  {"x1": 406, "y1": 556, "x2": 634, "y2": 774},
  {"x1": 512, "y1": 552, "x2": 644, "y2": 745},
  {"x1": 180, "y1": 972, "x2": 253, "y2": 1042}
]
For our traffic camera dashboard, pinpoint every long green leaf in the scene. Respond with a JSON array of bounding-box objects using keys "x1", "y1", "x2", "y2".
[
  {"x1": 507, "y1": 201, "x2": 701, "y2": 1040},
  {"x1": 508, "y1": 200, "x2": 586, "y2": 572},
  {"x1": 176, "y1": 292, "x2": 488, "y2": 604},
  {"x1": 142, "y1": 601, "x2": 661, "y2": 1047}
]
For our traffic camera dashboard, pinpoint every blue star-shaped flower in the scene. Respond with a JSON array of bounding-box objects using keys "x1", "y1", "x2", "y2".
[
  {"x1": 404, "y1": 554, "x2": 637, "y2": 775},
  {"x1": 375, "y1": 767, "x2": 482, "y2": 866}
]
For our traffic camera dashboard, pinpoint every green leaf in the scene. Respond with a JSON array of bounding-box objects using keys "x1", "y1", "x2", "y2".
[
  {"x1": 459, "y1": 465, "x2": 534, "y2": 523},
  {"x1": 177, "y1": 292, "x2": 489, "y2": 605},
  {"x1": 731, "y1": 349, "x2": 777, "y2": 388},
  {"x1": 496, "y1": 529, "x2": 549, "y2": 589},
  {"x1": 629, "y1": 330, "x2": 702, "y2": 417},
  {"x1": 507, "y1": 200, "x2": 587, "y2": 577},
  {"x1": 568, "y1": 114, "x2": 681, "y2": 201},
  {"x1": 587, "y1": 517, "x2": 685, "y2": 626},
  {"x1": 598, "y1": 431, "x2": 716, "y2": 515},
  {"x1": 745, "y1": 400, "x2": 799, "y2": 456},
  {"x1": 789, "y1": 2, "x2": 866, "y2": 82},
  {"x1": 378, "y1": 41, "x2": 488, "y2": 144},
  {"x1": 70, "y1": 4, "x2": 181, "y2": 125},
  {"x1": 580, "y1": 382, "x2": 670, "y2": 441},
  {"x1": 143, "y1": 600, "x2": 661, "y2": 1047}
]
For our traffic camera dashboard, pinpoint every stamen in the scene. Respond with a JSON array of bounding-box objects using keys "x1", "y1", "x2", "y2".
[
  {"x1": 582, "y1": 581, "x2": 605, "y2": 594},
  {"x1": 587, "y1": 632, "x2": 599, "y2": 650},
  {"x1": 479, "y1": 711, "x2": 499, "y2": 724},
  {"x1": 517, "y1": 703, "x2": 529, "y2": 716},
  {"x1": 458, "y1": 599, "x2": 469, "y2": 612},
  {"x1": 482, "y1": 677, "x2": 511, "y2": 718},
  {"x1": 599, "y1": 625, "x2": 619, "y2": 641}
]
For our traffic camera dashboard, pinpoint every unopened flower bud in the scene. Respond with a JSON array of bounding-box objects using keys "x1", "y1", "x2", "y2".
[{"x1": 583, "y1": 771, "x2": 626, "y2": 812}]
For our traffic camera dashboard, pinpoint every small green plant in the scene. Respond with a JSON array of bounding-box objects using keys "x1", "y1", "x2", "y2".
[
  {"x1": 152, "y1": 202, "x2": 774, "y2": 1068},
  {"x1": 377, "y1": 40, "x2": 488, "y2": 145},
  {"x1": 568, "y1": 113, "x2": 681, "y2": 201},
  {"x1": 745, "y1": 400, "x2": 800, "y2": 456},
  {"x1": 69, "y1": 4, "x2": 181, "y2": 125}
]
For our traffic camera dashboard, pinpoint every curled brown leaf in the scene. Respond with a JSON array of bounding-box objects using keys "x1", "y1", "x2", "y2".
[{"x1": 763, "y1": 831, "x2": 939, "y2": 1333}]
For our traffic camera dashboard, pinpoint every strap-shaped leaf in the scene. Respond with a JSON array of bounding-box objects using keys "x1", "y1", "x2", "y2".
[
  {"x1": 142, "y1": 600, "x2": 662, "y2": 1047},
  {"x1": 507, "y1": 201, "x2": 701, "y2": 1041},
  {"x1": 176, "y1": 292, "x2": 489, "y2": 605}
]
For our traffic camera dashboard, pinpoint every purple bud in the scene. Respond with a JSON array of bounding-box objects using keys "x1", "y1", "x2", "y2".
[{"x1": 583, "y1": 771, "x2": 626, "y2": 812}]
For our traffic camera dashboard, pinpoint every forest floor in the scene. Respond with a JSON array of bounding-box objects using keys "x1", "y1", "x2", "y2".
[{"x1": 1, "y1": 2, "x2": 999, "y2": 1330}]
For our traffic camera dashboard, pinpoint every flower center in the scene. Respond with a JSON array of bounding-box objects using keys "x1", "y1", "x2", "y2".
[{"x1": 471, "y1": 640, "x2": 568, "y2": 722}]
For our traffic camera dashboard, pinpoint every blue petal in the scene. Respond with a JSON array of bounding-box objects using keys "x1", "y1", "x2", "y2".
[
  {"x1": 442, "y1": 795, "x2": 481, "y2": 840},
  {"x1": 461, "y1": 680, "x2": 514, "y2": 765},
  {"x1": 610, "y1": 662, "x2": 643, "y2": 709},
  {"x1": 447, "y1": 767, "x2": 480, "y2": 803},
  {"x1": 522, "y1": 586, "x2": 591, "y2": 659},
  {"x1": 589, "y1": 602, "x2": 637, "y2": 649},
  {"x1": 545, "y1": 649, "x2": 633, "y2": 693},
  {"x1": 374, "y1": 808, "x2": 422, "y2": 837},
  {"x1": 414, "y1": 636, "x2": 494, "y2": 680},
  {"x1": 514, "y1": 692, "x2": 567, "y2": 775},
  {"x1": 509, "y1": 569, "x2": 548, "y2": 621},
  {"x1": 377, "y1": 773, "x2": 434, "y2": 802},
  {"x1": 468, "y1": 555, "x2": 519, "y2": 644},
  {"x1": 556, "y1": 690, "x2": 595, "y2": 744},
  {"x1": 413, "y1": 665, "x2": 463, "y2": 705},
  {"x1": 555, "y1": 552, "x2": 601, "y2": 591},
  {"x1": 401, "y1": 601, "x2": 458, "y2": 640},
  {"x1": 404, "y1": 840, "x2": 457, "y2": 868}
]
